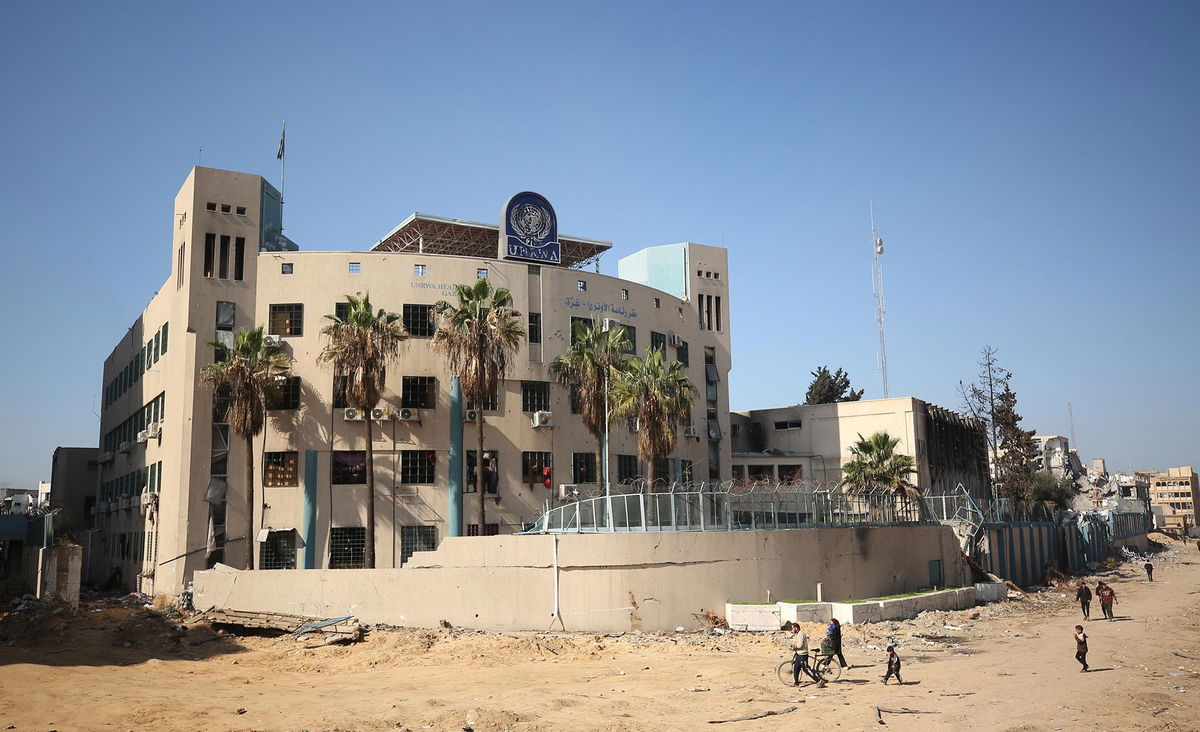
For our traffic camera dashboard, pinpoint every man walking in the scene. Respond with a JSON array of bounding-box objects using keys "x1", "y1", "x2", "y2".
[
  {"x1": 1075, "y1": 582, "x2": 1092, "y2": 619},
  {"x1": 1144, "y1": 561, "x2": 1154, "y2": 582},
  {"x1": 1074, "y1": 625, "x2": 1089, "y2": 672},
  {"x1": 786, "y1": 623, "x2": 825, "y2": 688},
  {"x1": 1097, "y1": 582, "x2": 1117, "y2": 621}
]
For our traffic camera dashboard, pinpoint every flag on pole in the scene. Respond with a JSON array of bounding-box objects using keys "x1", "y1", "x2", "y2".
[{"x1": 276, "y1": 123, "x2": 286, "y2": 160}]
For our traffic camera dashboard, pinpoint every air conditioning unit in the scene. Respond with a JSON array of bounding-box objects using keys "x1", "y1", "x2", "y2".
[
  {"x1": 396, "y1": 408, "x2": 421, "y2": 422},
  {"x1": 629, "y1": 417, "x2": 640, "y2": 432},
  {"x1": 683, "y1": 425, "x2": 699, "y2": 438},
  {"x1": 532, "y1": 410, "x2": 553, "y2": 428},
  {"x1": 99, "y1": 452, "x2": 113, "y2": 464},
  {"x1": 264, "y1": 334, "x2": 283, "y2": 346},
  {"x1": 463, "y1": 409, "x2": 479, "y2": 423},
  {"x1": 136, "y1": 430, "x2": 148, "y2": 444},
  {"x1": 370, "y1": 407, "x2": 394, "y2": 421},
  {"x1": 558, "y1": 484, "x2": 580, "y2": 500},
  {"x1": 118, "y1": 496, "x2": 131, "y2": 510},
  {"x1": 668, "y1": 333, "x2": 685, "y2": 347},
  {"x1": 146, "y1": 421, "x2": 161, "y2": 439},
  {"x1": 602, "y1": 317, "x2": 621, "y2": 332},
  {"x1": 343, "y1": 408, "x2": 365, "y2": 421},
  {"x1": 119, "y1": 441, "x2": 132, "y2": 453}
]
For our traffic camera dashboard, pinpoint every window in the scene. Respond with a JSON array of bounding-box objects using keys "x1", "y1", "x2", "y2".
[
  {"x1": 577, "y1": 280, "x2": 587, "y2": 292},
  {"x1": 522, "y1": 452, "x2": 551, "y2": 485},
  {"x1": 713, "y1": 272, "x2": 720, "y2": 280},
  {"x1": 399, "y1": 525, "x2": 437, "y2": 565},
  {"x1": 697, "y1": 270, "x2": 703, "y2": 277},
  {"x1": 569, "y1": 384, "x2": 582, "y2": 414},
  {"x1": 572, "y1": 453, "x2": 597, "y2": 484},
  {"x1": 708, "y1": 419, "x2": 723, "y2": 440},
  {"x1": 620, "y1": 289, "x2": 629, "y2": 300},
  {"x1": 263, "y1": 452, "x2": 299, "y2": 487},
  {"x1": 331, "y1": 451, "x2": 366, "y2": 484},
  {"x1": 161, "y1": 322, "x2": 168, "y2": 354},
  {"x1": 476, "y1": 268, "x2": 489, "y2": 279},
  {"x1": 521, "y1": 381, "x2": 550, "y2": 412},
  {"x1": 269, "y1": 377, "x2": 301, "y2": 410},
  {"x1": 401, "y1": 450, "x2": 436, "y2": 484},
  {"x1": 203, "y1": 233, "x2": 215, "y2": 278},
  {"x1": 236, "y1": 206, "x2": 246, "y2": 216},
  {"x1": 465, "y1": 386, "x2": 498, "y2": 412},
  {"x1": 654, "y1": 298, "x2": 661, "y2": 309},
  {"x1": 216, "y1": 301, "x2": 236, "y2": 330},
  {"x1": 773, "y1": 420, "x2": 803, "y2": 430},
  {"x1": 528, "y1": 312, "x2": 542, "y2": 344},
  {"x1": 527, "y1": 264, "x2": 541, "y2": 275},
  {"x1": 681, "y1": 459, "x2": 694, "y2": 483},
  {"x1": 206, "y1": 202, "x2": 217, "y2": 211},
  {"x1": 617, "y1": 455, "x2": 639, "y2": 483},
  {"x1": 677, "y1": 340, "x2": 689, "y2": 366},
  {"x1": 269, "y1": 303, "x2": 304, "y2": 336},
  {"x1": 570, "y1": 316, "x2": 592, "y2": 344},
  {"x1": 176, "y1": 243, "x2": 185, "y2": 289},
  {"x1": 705, "y1": 364, "x2": 720, "y2": 383},
  {"x1": 218, "y1": 235, "x2": 230, "y2": 279},
  {"x1": 329, "y1": 527, "x2": 366, "y2": 569},
  {"x1": 414, "y1": 264, "x2": 427, "y2": 276},
  {"x1": 335, "y1": 301, "x2": 350, "y2": 321},
  {"x1": 403, "y1": 304, "x2": 434, "y2": 337},
  {"x1": 650, "y1": 331, "x2": 666, "y2": 352},
  {"x1": 260, "y1": 530, "x2": 297, "y2": 570},
  {"x1": 221, "y1": 204, "x2": 232, "y2": 213},
  {"x1": 467, "y1": 524, "x2": 500, "y2": 536},
  {"x1": 621, "y1": 325, "x2": 636, "y2": 354},
  {"x1": 333, "y1": 374, "x2": 349, "y2": 409},
  {"x1": 348, "y1": 261, "x2": 361, "y2": 274},
  {"x1": 282, "y1": 262, "x2": 293, "y2": 274},
  {"x1": 401, "y1": 376, "x2": 436, "y2": 409},
  {"x1": 233, "y1": 237, "x2": 245, "y2": 281},
  {"x1": 465, "y1": 451, "x2": 498, "y2": 494}
]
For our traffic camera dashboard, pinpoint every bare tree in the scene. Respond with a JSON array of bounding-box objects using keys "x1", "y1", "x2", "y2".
[{"x1": 957, "y1": 345, "x2": 1009, "y2": 480}]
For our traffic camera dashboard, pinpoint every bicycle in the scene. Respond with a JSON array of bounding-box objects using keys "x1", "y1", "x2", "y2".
[{"x1": 776, "y1": 648, "x2": 843, "y2": 686}]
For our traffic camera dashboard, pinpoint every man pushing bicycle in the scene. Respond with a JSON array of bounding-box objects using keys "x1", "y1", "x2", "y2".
[{"x1": 786, "y1": 622, "x2": 826, "y2": 688}]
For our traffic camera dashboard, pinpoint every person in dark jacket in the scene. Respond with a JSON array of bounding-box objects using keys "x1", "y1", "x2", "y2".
[
  {"x1": 1144, "y1": 561, "x2": 1154, "y2": 582},
  {"x1": 826, "y1": 618, "x2": 849, "y2": 669},
  {"x1": 1075, "y1": 582, "x2": 1092, "y2": 619},
  {"x1": 882, "y1": 643, "x2": 902, "y2": 684}
]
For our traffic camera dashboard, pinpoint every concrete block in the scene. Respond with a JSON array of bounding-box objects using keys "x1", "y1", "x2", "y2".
[
  {"x1": 725, "y1": 603, "x2": 782, "y2": 631},
  {"x1": 973, "y1": 582, "x2": 1007, "y2": 603},
  {"x1": 779, "y1": 601, "x2": 832, "y2": 624}
]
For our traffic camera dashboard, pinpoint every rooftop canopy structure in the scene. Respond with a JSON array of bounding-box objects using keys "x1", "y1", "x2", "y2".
[{"x1": 372, "y1": 213, "x2": 612, "y2": 270}]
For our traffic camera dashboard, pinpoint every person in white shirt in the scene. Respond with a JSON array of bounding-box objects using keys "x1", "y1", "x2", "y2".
[{"x1": 787, "y1": 622, "x2": 825, "y2": 687}]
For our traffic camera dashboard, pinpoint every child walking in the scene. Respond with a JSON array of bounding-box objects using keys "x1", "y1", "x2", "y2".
[
  {"x1": 882, "y1": 643, "x2": 903, "y2": 684},
  {"x1": 1074, "y1": 625, "x2": 1089, "y2": 672}
]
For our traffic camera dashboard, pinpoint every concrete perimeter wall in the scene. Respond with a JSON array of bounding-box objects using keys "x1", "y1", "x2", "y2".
[{"x1": 194, "y1": 525, "x2": 964, "y2": 632}]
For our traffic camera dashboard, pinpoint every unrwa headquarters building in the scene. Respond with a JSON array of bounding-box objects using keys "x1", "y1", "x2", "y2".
[{"x1": 94, "y1": 166, "x2": 732, "y2": 595}]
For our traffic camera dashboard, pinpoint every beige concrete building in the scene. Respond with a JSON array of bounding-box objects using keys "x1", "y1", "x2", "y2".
[
  {"x1": 93, "y1": 167, "x2": 732, "y2": 595},
  {"x1": 729, "y1": 397, "x2": 990, "y2": 502},
  {"x1": 1148, "y1": 466, "x2": 1198, "y2": 533}
]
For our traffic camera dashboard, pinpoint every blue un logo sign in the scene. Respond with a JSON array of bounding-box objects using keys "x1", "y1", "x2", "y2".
[{"x1": 501, "y1": 191, "x2": 561, "y2": 264}]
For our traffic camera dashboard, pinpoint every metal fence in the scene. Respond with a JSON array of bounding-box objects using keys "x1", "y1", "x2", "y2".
[{"x1": 523, "y1": 481, "x2": 929, "y2": 534}]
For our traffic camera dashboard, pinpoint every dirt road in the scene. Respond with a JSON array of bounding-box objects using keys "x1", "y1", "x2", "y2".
[{"x1": 2, "y1": 541, "x2": 1198, "y2": 731}]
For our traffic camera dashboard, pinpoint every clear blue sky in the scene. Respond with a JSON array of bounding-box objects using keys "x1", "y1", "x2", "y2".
[{"x1": 1, "y1": 1, "x2": 1196, "y2": 490}]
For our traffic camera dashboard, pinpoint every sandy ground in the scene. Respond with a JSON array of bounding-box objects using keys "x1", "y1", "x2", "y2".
[{"x1": 2, "y1": 538, "x2": 1198, "y2": 732}]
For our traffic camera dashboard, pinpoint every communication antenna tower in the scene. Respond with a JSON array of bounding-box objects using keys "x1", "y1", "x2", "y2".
[
  {"x1": 1068, "y1": 401, "x2": 1077, "y2": 450},
  {"x1": 871, "y1": 202, "x2": 889, "y2": 398}
]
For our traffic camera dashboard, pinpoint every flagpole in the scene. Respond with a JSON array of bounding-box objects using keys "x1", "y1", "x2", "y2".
[{"x1": 278, "y1": 121, "x2": 286, "y2": 234}]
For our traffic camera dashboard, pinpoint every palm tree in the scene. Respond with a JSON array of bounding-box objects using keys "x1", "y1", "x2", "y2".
[
  {"x1": 200, "y1": 326, "x2": 290, "y2": 570},
  {"x1": 550, "y1": 320, "x2": 630, "y2": 491},
  {"x1": 609, "y1": 348, "x2": 695, "y2": 489},
  {"x1": 839, "y1": 431, "x2": 917, "y2": 498},
  {"x1": 319, "y1": 294, "x2": 408, "y2": 568},
  {"x1": 432, "y1": 280, "x2": 524, "y2": 533}
]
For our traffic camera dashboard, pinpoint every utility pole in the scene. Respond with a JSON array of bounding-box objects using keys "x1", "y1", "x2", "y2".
[{"x1": 871, "y1": 202, "x2": 889, "y2": 398}]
